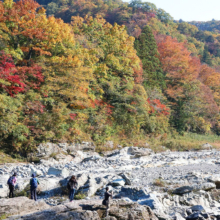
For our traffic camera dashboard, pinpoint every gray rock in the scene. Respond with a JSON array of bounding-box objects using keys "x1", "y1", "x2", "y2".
[
  {"x1": 208, "y1": 174, "x2": 220, "y2": 183},
  {"x1": 178, "y1": 192, "x2": 210, "y2": 207},
  {"x1": 7, "y1": 204, "x2": 100, "y2": 220},
  {"x1": 201, "y1": 143, "x2": 213, "y2": 150},
  {"x1": 173, "y1": 213, "x2": 185, "y2": 220},
  {"x1": 111, "y1": 179, "x2": 126, "y2": 187},
  {"x1": 128, "y1": 147, "x2": 153, "y2": 158},
  {"x1": 119, "y1": 173, "x2": 132, "y2": 185},
  {"x1": 48, "y1": 167, "x2": 69, "y2": 177},
  {"x1": 79, "y1": 174, "x2": 109, "y2": 197},
  {"x1": 124, "y1": 192, "x2": 168, "y2": 219},
  {"x1": 117, "y1": 186, "x2": 146, "y2": 200},
  {"x1": 75, "y1": 173, "x2": 89, "y2": 189},
  {"x1": 6, "y1": 199, "x2": 158, "y2": 220},
  {"x1": 199, "y1": 182, "x2": 216, "y2": 191},
  {"x1": 191, "y1": 205, "x2": 205, "y2": 212},
  {"x1": 34, "y1": 142, "x2": 95, "y2": 160},
  {"x1": 186, "y1": 212, "x2": 208, "y2": 220},
  {"x1": 37, "y1": 178, "x2": 62, "y2": 196},
  {"x1": 81, "y1": 155, "x2": 101, "y2": 163},
  {"x1": 0, "y1": 197, "x2": 50, "y2": 216},
  {"x1": 36, "y1": 143, "x2": 61, "y2": 157},
  {"x1": 30, "y1": 167, "x2": 43, "y2": 177},
  {"x1": 173, "y1": 186, "x2": 193, "y2": 195},
  {"x1": 55, "y1": 154, "x2": 74, "y2": 164},
  {"x1": 39, "y1": 158, "x2": 58, "y2": 166},
  {"x1": 68, "y1": 142, "x2": 96, "y2": 152}
]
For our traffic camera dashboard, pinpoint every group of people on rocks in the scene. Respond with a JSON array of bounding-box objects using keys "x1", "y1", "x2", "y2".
[
  {"x1": 7, "y1": 173, "x2": 113, "y2": 216},
  {"x1": 7, "y1": 172, "x2": 40, "y2": 201}
]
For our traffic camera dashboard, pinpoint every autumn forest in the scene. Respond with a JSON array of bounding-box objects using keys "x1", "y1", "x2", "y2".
[{"x1": 1, "y1": 0, "x2": 220, "y2": 155}]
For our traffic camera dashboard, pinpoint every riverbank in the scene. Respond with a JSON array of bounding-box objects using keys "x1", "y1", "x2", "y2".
[{"x1": 1, "y1": 144, "x2": 220, "y2": 219}]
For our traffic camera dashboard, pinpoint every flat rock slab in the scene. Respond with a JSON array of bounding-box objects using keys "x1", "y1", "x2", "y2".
[
  {"x1": 4, "y1": 198, "x2": 158, "y2": 220},
  {"x1": 0, "y1": 197, "x2": 50, "y2": 216}
]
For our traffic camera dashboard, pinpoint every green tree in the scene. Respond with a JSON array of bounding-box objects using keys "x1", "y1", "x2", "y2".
[
  {"x1": 134, "y1": 25, "x2": 165, "y2": 89},
  {"x1": 202, "y1": 46, "x2": 213, "y2": 66}
]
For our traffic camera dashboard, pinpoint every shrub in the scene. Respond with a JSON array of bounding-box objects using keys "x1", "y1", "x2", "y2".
[
  {"x1": 153, "y1": 178, "x2": 165, "y2": 187},
  {"x1": 74, "y1": 192, "x2": 86, "y2": 200}
]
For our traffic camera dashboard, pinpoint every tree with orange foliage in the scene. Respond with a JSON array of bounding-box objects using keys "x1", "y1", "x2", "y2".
[
  {"x1": 0, "y1": 0, "x2": 75, "y2": 61},
  {"x1": 198, "y1": 64, "x2": 220, "y2": 103},
  {"x1": 157, "y1": 36, "x2": 200, "y2": 99},
  {"x1": 157, "y1": 35, "x2": 219, "y2": 133}
]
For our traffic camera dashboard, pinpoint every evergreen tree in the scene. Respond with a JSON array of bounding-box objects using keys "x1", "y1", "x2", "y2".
[
  {"x1": 134, "y1": 25, "x2": 165, "y2": 89},
  {"x1": 202, "y1": 46, "x2": 212, "y2": 66}
]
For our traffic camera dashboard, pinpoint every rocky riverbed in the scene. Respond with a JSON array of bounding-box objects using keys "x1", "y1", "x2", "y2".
[{"x1": 1, "y1": 143, "x2": 220, "y2": 219}]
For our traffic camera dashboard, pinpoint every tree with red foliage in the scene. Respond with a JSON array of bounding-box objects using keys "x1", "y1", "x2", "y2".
[
  {"x1": 147, "y1": 98, "x2": 169, "y2": 116},
  {"x1": 0, "y1": 51, "x2": 24, "y2": 96},
  {"x1": 17, "y1": 64, "x2": 44, "y2": 92}
]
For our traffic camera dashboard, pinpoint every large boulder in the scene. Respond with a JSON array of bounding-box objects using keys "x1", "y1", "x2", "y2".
[
  {"x1": 105, "y1": 147, "x2": 153, "y2": 160},
  {"x1": 30, "y1": 167, "x2": 44, "y2": 177},
  {"x1": 67, "y1": 142, "x2": 96, "y2": 152},
  {"x1": 199, "y1": 183, "x2": 216, "y2": 191},
  {"x1": 34, "y1": 142, "x2": 96, "y2": 161},
  {"x1": 201, "y1": 143, "x2": 213, "y2": 150},
  {"x1": 47, "y1": 167, "x2": 69, "y2": 177},
  {"x1": 37, "y1": 177, "x2": 62, "y2": 196},
  {"x1": 14, "y1": 179, "x2": 30, "y2": 194},
  {"x1": 208, "y1": 174, "x2": 220, "y2": 188},
  {"x1": 190, "y1": 205, "x2": 206, "y2": 212},
  {"x1": 178, "y1": 192, "x2": 211, "y2": 208},
  {"x1": 186, "y1": 212, "x2": 209, "y2": 220},
  {"x1": 59, "y1": 173, "x2": 89, "y2": 194},
  {"x1": 119, "y1": 173, "x2": 132, "y2": 185},
  {"x1": 173, "y1": 186, "x2": 194, "y2": 195},
  {"x1": 79, "y1": 175, "x2": 108, "y2": 197},
  {"x1": 55, "y1": 154, "x2": 74, "y2": 164},
  {"x1": 36, "y1": 143, "x2": 61, "y2": 157},
  {"x1": 116, "y1": 186, "x2": 168, "y2": 218},
  {"x1": 0, "y1": 197, "x2": 50, "y2": 216},
  {"x1": 77, "y1": 173, "x2": 89, "y2": 189},
  {"x1": 39, "y1": 157, "x2": 59, "y2": 166},
  {"x1": 110, "y1": 179, "x2": 126, "y2": 187},
  {"x1": 116, "y1": 186, "x2": 147, "y2": 201},
  {"x1": 95, "y1": 199, "x2": 158, "y2": 220},
  {"x1": 138, "y1": 193, "x2": 168, "y2": 219},
  {"x1": 127, "y1": 147, "x2": 153, "y2": 158},
  {"x1": 176, "y1": 183, "x2": 217, "y2": 193},
  {"x1": 79, "y1": 174, "x2": 117, "y2": 197}
]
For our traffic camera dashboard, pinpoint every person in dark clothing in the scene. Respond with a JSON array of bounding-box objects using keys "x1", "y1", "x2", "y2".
[
  {"x1": 102, "y1": 187, "x2": 113, "y2": 216},
  {"x1": 7, "y1": 172, "x2": 17, "y2": 198},
  {"x1": 30, "y1": 173, "x2": 40, "y2": 201},
  {"x1": 67, "y1": 175, "x2": 78, "y2": 202}
]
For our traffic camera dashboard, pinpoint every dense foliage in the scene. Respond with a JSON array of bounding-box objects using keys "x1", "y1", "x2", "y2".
[{"x1": 1, "y1": 0, "x2": 220, "y2": 154}]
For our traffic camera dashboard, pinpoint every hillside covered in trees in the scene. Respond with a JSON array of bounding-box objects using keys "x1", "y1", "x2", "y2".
[{"x1": 1, "y1": 0, "x2": 220, "y2": 155}]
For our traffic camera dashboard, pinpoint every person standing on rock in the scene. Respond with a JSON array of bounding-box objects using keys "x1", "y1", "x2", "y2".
[
  {"x1": 67, "y1": 175, "x2": 78, "y2": 202},
  {"x1": 30, "y1": 173, "x2": 40, "y2": 201},
  {"x1": 7, "y1": 172, "x2": 17, "y2": 198},
  {"x1": 102, "y1": 187, "x2": 113, "y2": 216}
]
